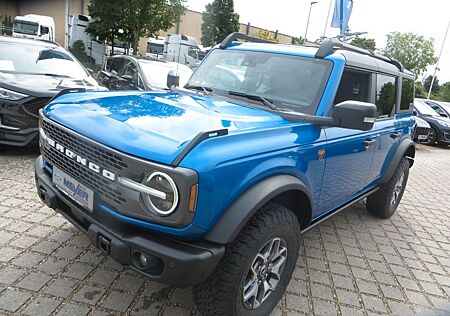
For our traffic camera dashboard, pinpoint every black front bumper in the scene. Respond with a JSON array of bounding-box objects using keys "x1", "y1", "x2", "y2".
[
  {"x1": 35, "y1": 156, "x2": 224, "y2": 287},
  {"x1": 0, "y1": 126, "x2": 38, "y2": 146}
]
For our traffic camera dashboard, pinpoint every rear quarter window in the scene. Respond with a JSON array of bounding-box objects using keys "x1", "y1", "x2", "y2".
[{"x1": 400, "y1": 78, "x2": 414, "y2": 111}]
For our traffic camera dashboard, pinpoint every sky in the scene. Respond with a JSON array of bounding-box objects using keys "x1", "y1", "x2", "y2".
[{"x1": 185, "y1": 0, "x2": 450, "y2": 83}]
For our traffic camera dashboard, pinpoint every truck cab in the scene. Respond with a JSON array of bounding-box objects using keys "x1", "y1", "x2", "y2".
[
  {"x1": 34, "y1": 33, "x2": 416, "y2": 316},
  {"x1": 163, "y1": 33, "x2": 202, "y2": 66},
  {"x1": 13, "y1": 14, "x2": 55, "y2": 42}
]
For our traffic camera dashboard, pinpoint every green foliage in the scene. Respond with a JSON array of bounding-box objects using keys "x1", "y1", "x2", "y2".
[
  {"x1": 87, "y1": 0, "x2": 185, "y2": 54},
  {"x1": 1, "y1": 15, "x2": 12, "y2": 36},
  {"x1": 69, "y1": 40, "x2": 97, "y2": 69},
  {"x1": 440, "y1": 83, "x2": 450, "y2": 102},
  {"x1": 423, "y1": 75, "x2": 440, "y2": 94},
  {"x1": 415, "y1": 81, "x2": 427, "y2": 98},
  {"x1": 201, "y1": 0, "x2": 240, "y2": 47},
  {"x1": 258, "y1": 29, "x2": 279, "y2": 43},
  {"x1": 383, "y1": 32, "x2": 438, "y2": 77},
  {"x1": 291, "y1": 36, "x2": 303, "y2": 45},
  {"x1": 350, "y1": 37, "x2": 376, "y2": 51}
]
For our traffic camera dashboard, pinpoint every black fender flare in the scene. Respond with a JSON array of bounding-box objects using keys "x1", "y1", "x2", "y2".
[
  {"x1": 204, "y1": 175, "x2": 313, "y2": 244},
  {"x1": 380, "y1": 138, "x2": 415, "y2": 184}
]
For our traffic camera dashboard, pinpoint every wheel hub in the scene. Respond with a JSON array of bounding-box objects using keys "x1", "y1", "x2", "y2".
[{"x1": 242, "y1": 237, "x2": 288, "y2": 310}]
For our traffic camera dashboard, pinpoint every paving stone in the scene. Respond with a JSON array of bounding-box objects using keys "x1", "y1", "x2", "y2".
[
  {"x1": 62, "y1": 262, "x2": 95, "y2": 280},
  {"x1": 287, "y1": 279, "x2": 308, "y2": 295},
  {"x1": 73, "y1": 285, "x2": 106, "y2": 305},
  {"x1": 11, "y1": 251, "x2": 45, "y2": 268},
  {"x1": 405, "y1": 290, "x2": 432, "y2": 307},
  {"x1": 132, "y1": 296, "x2": 164, "y2": 315},
  {"x1": 16, "y1": 271, "x2": 52, "y2": 291},
  {"x1": 101, "y1": 290, "x2": 134, "y2": 312},
  {"x1": 336, "y1": 289, "x2": 360, "y2": 306},
  {"x1": 361, "y1": 294, "x2": 387, "y2": 313},
  {"x1": 55, "y1": 303, "x2": 91, "y2": 316},
  {"x1": 0, "y1": 288, "x2": 31, "y2": 312},
  {"x1": 44, "y1": 277, "x2": 78, "y2": 298},
  {"x1": 311, "y1": 283, "x2": 333, "y2": 301},
  {"x1": 114, "y1": 274, "x2": 145, "y2": 294},
  {"x1": 0, "y1": 266, "x2": 26, "y2": 284},
  {"x1": 21, "y1": 296, "x2": 61, "y2": 316},
  {"x1": 312, "y1": 299, "x2": 337, "y2": 315},
  {"x1": 286, "y1": 294, "x2": 309, "y2": 312}
]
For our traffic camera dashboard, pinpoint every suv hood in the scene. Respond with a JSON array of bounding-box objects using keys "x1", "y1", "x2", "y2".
[
  {"x1": 44, "y1": 91, "x2": 287, "y2": 165},
  {"x1": 0, "y1": 72, "x2": 103, "y2": 97}
]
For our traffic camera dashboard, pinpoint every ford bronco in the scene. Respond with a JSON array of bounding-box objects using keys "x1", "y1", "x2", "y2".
[{"x1": 35, "y1": 33, "x2": 416, "y2": 315}]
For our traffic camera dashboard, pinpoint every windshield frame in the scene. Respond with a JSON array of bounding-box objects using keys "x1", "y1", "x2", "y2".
[{"x1": 186, "y1": 48, "x2": 333, "y2": 115}]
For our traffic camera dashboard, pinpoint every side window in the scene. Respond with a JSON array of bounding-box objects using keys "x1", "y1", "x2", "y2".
[
  {"x1": 400, "y1": 78, "x2": 414, "y2": 111},
  {"x1": 334, "y1": 69, "x2": 371, "y2": 105},
  {"x1": 376, "y1": 74, "x2": 396, "y2": 118},
  {"x1": 109, "y1": 58, "x2": 125, "y2": 75}
]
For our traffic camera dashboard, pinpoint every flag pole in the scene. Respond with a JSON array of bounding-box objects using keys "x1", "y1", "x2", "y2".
[
  {"x1": 323, "y1": 0, "x2": 334, "y2": 39},
  {"x1": 428, "y1": 19, "x2": 450, "y2": 99}
]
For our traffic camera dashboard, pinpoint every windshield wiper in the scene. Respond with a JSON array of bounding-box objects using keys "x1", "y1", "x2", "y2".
[
  {"x1": 184, "y1": 84, "x2": 212, "y2": 94},
  {"x1": 228, "y1": 91, "x2": 282, "y2": 111}
]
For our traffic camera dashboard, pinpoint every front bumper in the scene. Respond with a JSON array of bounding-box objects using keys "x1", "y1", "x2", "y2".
[
  {"x1": 438, "y1": 128, "x2": 450, "y2": 144},
  {"x1": 35, "y1": 156, "x2": 224, "y2": 287},
  {"x1": 0, "y1": 126, "x2": 38, "y2": 146}
]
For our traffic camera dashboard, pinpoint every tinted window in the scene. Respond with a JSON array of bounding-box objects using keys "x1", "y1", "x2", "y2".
[
  {"x1": 334, "y1": 70, "x2": 371, "y2": 104},
  {"x1": 376, "y1": 75, "x2": 396, "y2": 118},
  {"x1": 188, "y1": 49, "x2": 332, "y2": 115},
  {"x1": 400, "y1": 78, "x2": 414, "y2": 110},
  {"x1": 107, "y1": 57, "x2": 125, "y2": 74}
]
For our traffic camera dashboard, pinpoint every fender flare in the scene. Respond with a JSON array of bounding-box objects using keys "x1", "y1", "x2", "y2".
[
  {"x1": 380, "y1": 138, "x2": 415, "y2": 184},
  {"x1": 204, "y1": 175, "x2": 313, "y2": 244}
]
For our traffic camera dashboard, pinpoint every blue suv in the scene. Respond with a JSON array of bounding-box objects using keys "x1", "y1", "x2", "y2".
[{"x1": 35, "y1": 33, "x2": 416, "y2": 315}]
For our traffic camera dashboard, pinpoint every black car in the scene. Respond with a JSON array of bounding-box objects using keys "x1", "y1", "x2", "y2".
[
  {"x1": 413, "y1": 99, "x2": 450, "y2": 145},
  {"x1": 98, "y1": 55, "x2": 192, "y2": 91},
  {"x1": 0, "y1": 36, "x2": 102, "y2": 148}
]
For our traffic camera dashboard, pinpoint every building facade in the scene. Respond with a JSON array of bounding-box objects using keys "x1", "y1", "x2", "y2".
[{"x1": 1, "y1": 0, "x2": 295, "y2": 52}]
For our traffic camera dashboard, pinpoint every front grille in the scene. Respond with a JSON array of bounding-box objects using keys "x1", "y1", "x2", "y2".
[
  {"x1": 41, "y1": 119, "x2": 128, "y2": 205},
  {"x1": 21, "y1": 98, "x2": 51, "y2": 117},
  {"x1": 415, "y1": 127, "x2": 430, "y2": 136}
]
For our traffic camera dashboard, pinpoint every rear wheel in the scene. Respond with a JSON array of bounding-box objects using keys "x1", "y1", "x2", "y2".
[
  {"x1": 194, "y1": 203, "x2": 300, "y2": 316},
  {"x1": 366, "y1": 157, "x2": 410, "y2": 219}
]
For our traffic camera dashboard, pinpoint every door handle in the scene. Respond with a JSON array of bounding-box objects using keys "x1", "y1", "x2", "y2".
[
  {"x1": 390, "y1": 132, "x2": 401, "y2": 140},
  {"x1": 363, "y1": 139, "x2": 376, "y2": 149}
]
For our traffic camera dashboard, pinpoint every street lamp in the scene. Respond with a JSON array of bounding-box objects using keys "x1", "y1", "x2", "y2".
[{"x1": 303, "y1": 1, "x2": 318, "y2": 45}]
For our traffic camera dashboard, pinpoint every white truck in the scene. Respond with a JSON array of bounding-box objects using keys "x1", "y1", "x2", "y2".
[
  {"x1": 12, "y1": 14, "x2": 55, "y2": 42},
  {"x1": 147, "y1": 34, "x2": 203, "y2": 67},
  {"x1": 68, "y1": 14, "x2": 129, "y2": 66}
]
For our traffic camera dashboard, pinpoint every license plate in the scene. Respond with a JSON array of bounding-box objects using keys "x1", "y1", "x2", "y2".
[
  {"x1": 418, "y1": 134, "x2": 428, "y2": 140},
  {"x1": 53, "y1": 167, "x2": 94, "y2": 212}
]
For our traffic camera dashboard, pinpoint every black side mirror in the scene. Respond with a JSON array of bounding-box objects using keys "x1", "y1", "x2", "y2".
[
  {"x1": 121, "y1": 75, "x2": 133, "y2": 82},
  {"x1": 167, "y1": 70, "x2": 180, "y2": 88},
  {"x1": 333, "y1": 101, "x2": 377, "y2": 131},
  {"x1": 40, "y1": 26, "x2": 49, "y2": 35},
  {"x1": 412, "y1": 110, "x2": 418, "y2": 116}
]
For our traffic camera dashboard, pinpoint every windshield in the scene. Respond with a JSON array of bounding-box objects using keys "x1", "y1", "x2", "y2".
[
  {"x1": 139, "y1": 60, "x2": 192, "y2": 89},
  {"x1": 0, "y1": 42, "x2": 88, "y2": 78},
  {"x1": 414, "y1": 100, "x2": 440, "y2": 116},
  {"x1": 13, "y1": 21, "x2": 39, "y2": 35},
  {"x1": 187, "y1": 49, "x2": 332, "y2": 114}
]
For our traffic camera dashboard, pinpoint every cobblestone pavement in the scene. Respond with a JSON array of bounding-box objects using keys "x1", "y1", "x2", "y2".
[{"x1": 0, "y1": 144, "x2": 449, "y2": 316}]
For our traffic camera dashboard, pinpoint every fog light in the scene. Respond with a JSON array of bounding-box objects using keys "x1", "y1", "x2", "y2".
[{"x1": 137, "y1": 253, "x2": 148, "y2": 267}]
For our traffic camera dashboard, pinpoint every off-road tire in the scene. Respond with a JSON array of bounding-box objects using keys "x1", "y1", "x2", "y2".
[
  {"x1": 366, "y1": 157, "x2": 410, "y2": 219},
  {"x1": 194, "y1": 203, "x2": 301, "y2": 316}
]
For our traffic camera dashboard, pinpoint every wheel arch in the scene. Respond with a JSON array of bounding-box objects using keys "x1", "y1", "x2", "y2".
[
  {"x1": 204, "y1": 175, "x2": 313, "y2": 244},
  {"x1": 380, "y1": 138, "x2": 415, "y2": 184}
]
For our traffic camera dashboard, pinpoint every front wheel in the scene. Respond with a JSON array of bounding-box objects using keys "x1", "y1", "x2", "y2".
[
  {"x1": 194, "y1": 203, "x2": 301, "y2": 316},
  {"x1": 425, "y1": 127, "x2": 437, "y2": 145},
  {"x1": 366, "y1": 157, "x2": 410, "y2": 219}
]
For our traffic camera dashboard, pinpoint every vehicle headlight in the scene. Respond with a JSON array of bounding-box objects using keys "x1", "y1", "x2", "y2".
[
  {"x1": 142, "y1": 172, "x2": 179, "y2": 216},
  {"x1": 437, "y1": 120, "x2": 450, "y2": 128},
  {"x1": 0, "y1": 87, "x2": 28, "y2": 101}
]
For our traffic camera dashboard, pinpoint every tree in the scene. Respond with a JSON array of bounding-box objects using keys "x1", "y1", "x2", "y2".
[
  {"x1": 415, "y1": 81, "x2": 427, "y2": 98},
  {"x1": 1, "y1": 15, "x2": 12, "y2": 35},
  {"x1": 423, "y1": 75, "x2": 440, "y2": 95},
  {"x1": 122, "y1": 0, "x2": 185, "y2": 54},
  {"x1": 258, "y1": 29, "x2": 279, "y2": 43},
  {"x1": 86, "y1": 0, "x2": 128, "y2": 55},
  {"x1": 201, "y1": 0, "x2": 240, "y2": 47},
  {"x1": 441, "y1": 83, "x2": 450, "y2": 102},
  {"x1": 87, "y1": 0, "x2": 185, "y2": 55},
  {"x1": 383, "y1": 32, "x2": 438, "y2": 77},
  {"x1": 351, "y1": 37, "x2": 376, "y2": 51}
]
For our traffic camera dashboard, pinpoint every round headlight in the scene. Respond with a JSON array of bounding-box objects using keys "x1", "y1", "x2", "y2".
[{"x1": 142, "y1": 172, "x2": 178, "y2": 216}]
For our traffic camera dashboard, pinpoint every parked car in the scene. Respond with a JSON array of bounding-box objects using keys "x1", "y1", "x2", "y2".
[
  {"x1": 98, "y1": 55, "x2": 193, "y2": 91},
  {"x1": 413, "y1": 116, "x2": 431, "y2": 143},
  {"x1": 413, "y1": 99, "x2": 450, "y2": 145},
  {"x1": 0, "y1": 36, "x2": 102, "y2": 148},
  {"x1": 35, "y1": 33, "x2": 416, "y2": 315}
]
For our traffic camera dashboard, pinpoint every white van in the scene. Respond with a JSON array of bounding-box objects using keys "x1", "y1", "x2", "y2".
[
  {"x1": 163, "y1": 34, "x2": 201, "y2": 66},
  {"x1": 13, "y1": 14, "x2": 55, "y2": 42}
]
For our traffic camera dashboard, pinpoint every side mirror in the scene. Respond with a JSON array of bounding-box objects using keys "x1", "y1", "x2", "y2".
[
  {"x1": 333, "y1": 101, "x2": 377, "y2": 131},
  {"x1": 121, "y1": 75, "x2": 133, "y2": 82},
  {"x1": 412, "y1": 110, "x2": 418, "y2": 116},
  {"x1": 167, "y1": 70, "x2": 180, "y2": 88},
  {"x1": 40, "y1": 26, "x2": 49, "y2": 35}
]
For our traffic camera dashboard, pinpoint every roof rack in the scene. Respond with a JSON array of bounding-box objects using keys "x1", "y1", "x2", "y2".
[
  {"x1": 220, "y1": 32, "x2": 275, "y2": 49},
  {"x1": 315, "y1": 38, "x2": 403, "y2": 72}
]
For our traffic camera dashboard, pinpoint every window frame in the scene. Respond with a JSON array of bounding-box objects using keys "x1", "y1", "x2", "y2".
[{"x1": 374, "y1": 73, "x2": 398, "y2": 120}]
